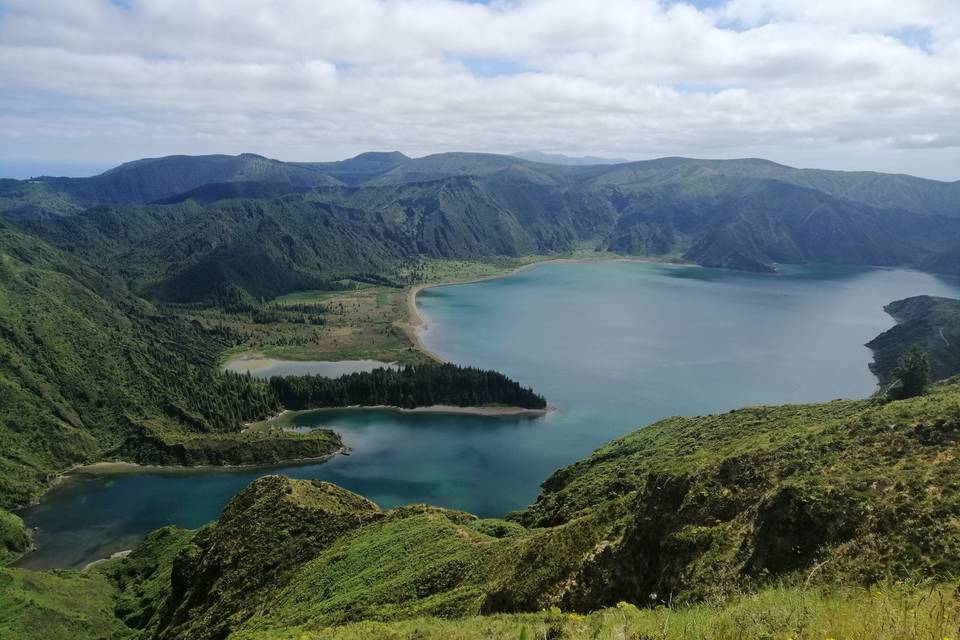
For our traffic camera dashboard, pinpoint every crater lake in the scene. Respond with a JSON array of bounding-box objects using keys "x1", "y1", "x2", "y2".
[{"x1": 16, "y1": 261, "x2": 960, "y2": 569}]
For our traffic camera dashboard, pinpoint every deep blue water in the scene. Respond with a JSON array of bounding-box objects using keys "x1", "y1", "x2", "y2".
[{"x1": 16, "y1": 262, "x2": 960, "y2": 569}]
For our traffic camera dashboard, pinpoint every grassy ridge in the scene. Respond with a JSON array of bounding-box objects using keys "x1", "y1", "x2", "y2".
[
  {"x1": 79, "y1": 378, "x2": 960, "y2": 639},
  {"x1": 231, "y1": 583, "x2": 960, "y2": 640},
  {"x1": 9, "y1": 153, "x2": 960, "y2": 304},
  {"x1": 103, "y1": 477, "x2": 623, "y2": 640},
  {"x1": 0, "y1": 567, "x2": 133, "y2": 640},
  {"x1": 515, "y1": 379, "x2": 960, "y2": 607}
]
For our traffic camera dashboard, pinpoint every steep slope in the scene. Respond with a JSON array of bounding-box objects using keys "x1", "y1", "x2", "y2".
[
  {"x1": 0, "y1": 509, "x2": 30, "y2": 565},
  {"x1": 92, "y1": 378, "x2": 960, "y2": 639},
  {"x1": 16, "y1": 197, "x2": 416, "y2": 302},
  {"x1": 516, "y1": 380, "x2": 960, "y2": 608},
  {"x1": 921, "y1": 244, "x2": 960, "y2": 276},
  {"x1": 0, "y1": 224, "x2": 336, "y2": 508},
  {"x1": 0, "y1": 567, "x2": 133, "y2": 640},
  {"x1": 5, "y1": 152, "x2": 960, "y2": 301},
  {"x1": 867, "y1": 295, "x2": 960, "y2": 384},
  {"x1": 318, "y1": 175, "x2": 611, "y2": 257},
  {"x1": 587, "y1": 163, "x2": 960, "y2": 270},
  {"x1": 106, "y1": 475, "x2": 618, "y2": 640},
  {"x1": 16, "y1": 176, "x2": 613, "y2": 302}
]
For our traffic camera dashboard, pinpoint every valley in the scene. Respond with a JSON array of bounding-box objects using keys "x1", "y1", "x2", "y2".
[
  {"x1": 7, "y1": 1, "x2": 960, "y2": 636},
  {"x1": 13, "y1": 260, "x2": 960, "y2": 572},
  {"x1": 3, "y1": 152, "x2": 960, "y2": 639}
]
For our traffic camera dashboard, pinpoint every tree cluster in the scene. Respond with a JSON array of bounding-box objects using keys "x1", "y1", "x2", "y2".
[{"x1": 269, "y1": 364, "x2": 547, "y2": 410}]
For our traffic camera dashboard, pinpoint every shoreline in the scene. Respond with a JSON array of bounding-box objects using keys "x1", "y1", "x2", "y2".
[
  {"x1": 20, "y1": 256, "x2": 653, "y2": 511},
  {"x1": 82, "y1": 549, "x2": 132, "y2": 572},
  {"x1": 292, "y1": 404, "x2": 550, "y2": 418},
  {"x1": 66, "y1": 447, "x2": 349, "y2": 476},
  {"x1": 19, "y1": 447, "x2": 349, "y2": 505}
]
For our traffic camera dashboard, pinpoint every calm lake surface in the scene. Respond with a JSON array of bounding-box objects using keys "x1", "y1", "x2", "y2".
[{"x1": 17, "y1": 262, "x2": 960, "y2": 569}]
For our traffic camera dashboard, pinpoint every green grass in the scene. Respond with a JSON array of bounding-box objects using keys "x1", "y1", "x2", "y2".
[
  {"x1": 512, "y1": 378, "x2": 960, "y2": 605},
  {"x1": 12, "y1": 381, "x2": 960, "y2": 639},
  {"x1": 80, "y1": 379, "x2": 960, "y2": 640},
  {"x1": 0, "y1": 568, "x2": 133, "y2": 640},
  {"x1": 202, "y1": 283, "x2": 432, "y2": 366},
  {"x1": 0, "y1": 508, "x2": 31, "y2": 565},
  {"x1": 100, "y1": 526, "x2": 196, "y2": 635},
  {"x1": 231, "y1": 582, "x2": 960, "y2": 640}
]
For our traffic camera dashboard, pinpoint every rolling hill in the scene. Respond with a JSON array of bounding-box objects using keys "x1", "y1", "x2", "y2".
[{"x1": 6, "y1": 376, "x2": 959, "y2": 639}]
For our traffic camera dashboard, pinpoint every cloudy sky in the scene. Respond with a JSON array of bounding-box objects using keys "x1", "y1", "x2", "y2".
[{"x1": 1, "y1": 0, "x2": 959, "y2": 179}]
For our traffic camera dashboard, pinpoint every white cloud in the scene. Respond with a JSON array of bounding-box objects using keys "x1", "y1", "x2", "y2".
[{"x1": 0, "y1": 0, "x2": 958, "y2": 179}]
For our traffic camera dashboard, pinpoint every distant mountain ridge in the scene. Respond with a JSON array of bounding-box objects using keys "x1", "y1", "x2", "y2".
[
  {"x1": 511, "y1": 150, "x2": 631, "y2": 165},
  {"x1": 3, "y1": 151, "x2": 960, "y2": 301}
]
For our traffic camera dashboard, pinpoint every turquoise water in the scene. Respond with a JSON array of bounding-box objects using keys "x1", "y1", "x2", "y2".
[{"x1": 16, "y1": 262, "x2": 960, "y2": 569}]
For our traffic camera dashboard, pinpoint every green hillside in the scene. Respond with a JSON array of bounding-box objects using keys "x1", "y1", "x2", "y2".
[
  {"x1": 0, "y1": 224, "x2": 340, "y2": 511},
  {"x1": 5, "y1": 152, "x2": 959, "y2": 303},
  {"x1": 868, "y1": 295, "x2": 960, "y2": 384},
  {"x1": 2, "y1": 151, "x2": 960, "y2": 638},
  {"x1": 14, "y1": 197, "x2": 414, "y2": 302},
  {"x1": 3, "y1": 377, "x2": 947, "y2": 638},
  {"x1": 0, "y1": 222, "x2": 546, "y2": 521},
  {"x1": 47, "y1": 153, "x2": 339, "y2": 206}
]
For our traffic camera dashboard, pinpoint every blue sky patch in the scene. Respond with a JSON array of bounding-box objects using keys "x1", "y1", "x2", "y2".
[
  {"x1": 891, "y1": 26, "x2": 933, "y2": 53},
  {"x1": 461, "y1": 56, "x2": 529, "y2": 78}
]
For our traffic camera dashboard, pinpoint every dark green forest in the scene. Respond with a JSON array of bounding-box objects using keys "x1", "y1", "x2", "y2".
[
  {"x1": 0, "y1": 224, "x2": 315, "y2": 508},
  {"x1": 269, "y1": 364, "x2": 547, "y2": 410}
]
